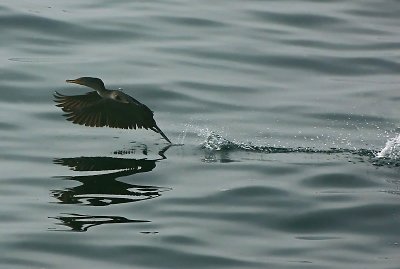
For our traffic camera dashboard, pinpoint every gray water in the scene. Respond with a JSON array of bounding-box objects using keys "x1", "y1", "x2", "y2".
[{"x1": 1, "y1": 1, "x2": 400, "y2": 268}]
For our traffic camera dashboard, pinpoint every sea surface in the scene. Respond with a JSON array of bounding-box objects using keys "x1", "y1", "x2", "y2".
[{"x1": 0, "y1": 1, "x2": 399, "y2": 268}]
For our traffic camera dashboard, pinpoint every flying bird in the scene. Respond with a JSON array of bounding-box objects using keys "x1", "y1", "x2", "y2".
[{"x1": 54, "y1": 77, "x2": 171, "y2": 143}]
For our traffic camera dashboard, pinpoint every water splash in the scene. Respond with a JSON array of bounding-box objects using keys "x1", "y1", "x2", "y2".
[
  {"x1": 372, "y1": 134, "x2": 400, "y2": 166},
  {"x1": 178, "y1": 122, "x2": 191, "y2": 145},
  {"x1": 376, "y1": 134, "x2": 400, "y2": 159},
  {"x1": 201, "y1": 130, "x2": 234, "y2": 151}
]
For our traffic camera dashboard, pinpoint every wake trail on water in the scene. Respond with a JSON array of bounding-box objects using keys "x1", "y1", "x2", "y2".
[
  {"x1": 200, "y1": 130, "x2": 374, "y2": 155},
  {"x1": 191, "y1": 128, "x2": 400, "y2": 167}
]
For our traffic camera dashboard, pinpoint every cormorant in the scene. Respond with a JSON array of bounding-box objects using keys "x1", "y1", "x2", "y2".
[{"x1": 54, "y1": 77, "x2": 171, "y2": 143}]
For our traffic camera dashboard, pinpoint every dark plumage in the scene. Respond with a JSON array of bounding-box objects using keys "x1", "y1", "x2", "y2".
[{"x1": 54, "y1": 77, "x2": 171, "y2": 143}]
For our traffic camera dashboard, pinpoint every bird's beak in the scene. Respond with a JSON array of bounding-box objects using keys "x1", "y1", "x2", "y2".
[{"x1": 66, "y1": 79, "x2": 80, "y2": 85}]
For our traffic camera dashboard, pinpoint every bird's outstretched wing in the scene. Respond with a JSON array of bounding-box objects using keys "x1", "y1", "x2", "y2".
[
  {"x1": 54, "y1": 91, "x2": 100, "y2": 112},
  {"x1": 54, "y1": 91, "x2": 158, "y2": 130}
]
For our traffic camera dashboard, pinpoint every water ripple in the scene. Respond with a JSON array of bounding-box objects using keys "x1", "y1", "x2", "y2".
[{"x1": 250, "y1": 10, "x2": 344, "y2": 28}]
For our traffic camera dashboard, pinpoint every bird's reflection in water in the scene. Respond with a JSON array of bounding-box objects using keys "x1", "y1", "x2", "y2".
[
  {"x1": 51, "y1": 163, "x2": 167, "y2": 206},
  {"x1": 51, "y1": 146, "x2": 170, "y2": 232},
  {"x1": 52, "y1": 152, "x2": 170, "y2": 206},
  {"x1": 49, "y1": 213, "x2": 149, "y2": 232}
]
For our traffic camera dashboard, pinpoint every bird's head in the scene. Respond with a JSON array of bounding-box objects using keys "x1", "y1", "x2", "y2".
[{"x1": 66, "y1": 77, "x2": 105, "y2": 91}]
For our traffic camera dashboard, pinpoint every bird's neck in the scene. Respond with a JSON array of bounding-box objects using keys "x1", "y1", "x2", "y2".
[{"x1": 93, "y1": 87, "x2": 111, "y2": 97}]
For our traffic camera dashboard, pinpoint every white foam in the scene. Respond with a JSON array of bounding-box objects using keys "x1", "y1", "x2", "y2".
[{"x1": 377, "y1": 134, "x2": 400, "y2": 159}]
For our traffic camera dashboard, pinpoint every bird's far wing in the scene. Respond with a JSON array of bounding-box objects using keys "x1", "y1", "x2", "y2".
[
  {"x1": 54, "y1": 91, "x2": 101, "y2": 112},
  {"x1": 98, "y1": 101, "x2": 158, "y2": 130}
]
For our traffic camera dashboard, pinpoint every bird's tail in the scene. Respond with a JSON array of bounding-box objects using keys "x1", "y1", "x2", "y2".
[{"x1": 152, "y1": 125, "x2": 172, "y2": 144}]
